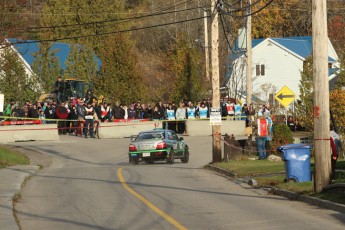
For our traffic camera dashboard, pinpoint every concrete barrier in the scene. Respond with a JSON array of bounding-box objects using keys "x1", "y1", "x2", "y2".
[
  {"x1": 0, "y1": 124, "x2": 59, "y2": 143},
  {"x1": 98, "y1": 121, "x2": 162, "y2": 139},
  {"x1": 186, "y1": 119, "x2": 246, "y2": 137},
  {"x1": 97, "y1": 119, "x2": 246, "y2": 139}
]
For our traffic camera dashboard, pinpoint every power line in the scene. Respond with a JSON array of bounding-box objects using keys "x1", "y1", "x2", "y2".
[
  {"x1": 5, "y1": 15, "x2": 209, "y2": 46},
  {"x1": 219, "y1": 0, "x2": 275, "y2": 17},
  {"x1": 15, "y1": 5, "x2": 206, "y2": 32}
]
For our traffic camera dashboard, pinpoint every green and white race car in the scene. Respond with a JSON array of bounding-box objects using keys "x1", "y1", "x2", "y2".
[{"x1": 128, "y1": 129, "x2": 189, "y2": 165}]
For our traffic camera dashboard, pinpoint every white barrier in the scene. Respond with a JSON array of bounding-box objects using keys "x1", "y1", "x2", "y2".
[
  {"x1": 0, "y1": 124, "x2": 59, "y2": 143},
  {"x1": 185, "y1": 119, "x2": 246, "y2": 137},
  {"x1": 98, "y1": 121, "x2": 163, "y2": 139},
  {"x1": 97, "y1": 120, "x2": 246, "y2": 139}
]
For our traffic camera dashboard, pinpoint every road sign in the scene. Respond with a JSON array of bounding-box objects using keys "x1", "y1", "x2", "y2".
[
  {"x1": 210, "y1": 107, "x2": 222, "y2": 125},
  {"x1": 274, "y1": 85, "x2": 296, "y2": 107}
]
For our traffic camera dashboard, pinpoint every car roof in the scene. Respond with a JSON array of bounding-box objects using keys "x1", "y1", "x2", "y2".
[{"x1": 140, "y1": 129, "x2": 167, "y2": 134}]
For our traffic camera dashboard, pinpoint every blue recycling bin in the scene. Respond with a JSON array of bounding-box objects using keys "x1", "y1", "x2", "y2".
[{"x1": 278, "y1": 144, "x2": 312, "y2": 182}]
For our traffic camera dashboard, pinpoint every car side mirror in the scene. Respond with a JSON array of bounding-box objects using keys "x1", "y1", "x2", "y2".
[{"x1": 179, "y1": 137, "x2": 184, "y2": 141}]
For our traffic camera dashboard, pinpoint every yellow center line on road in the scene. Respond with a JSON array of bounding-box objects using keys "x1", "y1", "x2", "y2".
[{"x1": 117, "y1": 167, "x2": 188, "y2": 230}]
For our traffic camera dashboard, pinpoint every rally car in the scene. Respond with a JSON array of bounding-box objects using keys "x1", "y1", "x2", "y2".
[{"x1": 128, "y1": 129, "x2": 189, "y2": 165}]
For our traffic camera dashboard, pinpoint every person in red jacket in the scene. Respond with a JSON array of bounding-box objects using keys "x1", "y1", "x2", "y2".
[{"x1": 55, "y1": 102, "x2": 69, "y2": 135}]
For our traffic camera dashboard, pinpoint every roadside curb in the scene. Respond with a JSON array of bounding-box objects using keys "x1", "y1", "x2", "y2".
[
  {"x1": 205, "y1": 164, "x2": 345, "y2": 214},
  {"x1": 0, "y1": 165, "x2": 40, "y2": 230}
]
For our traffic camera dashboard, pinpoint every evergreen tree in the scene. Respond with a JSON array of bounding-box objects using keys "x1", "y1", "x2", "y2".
[
  {"x1": 39, "y1": 0, "x2": 145, "y2": 104},
  {"x1": 63, "y1": 44, "x2": 98, "y2": 82},
  {"x1": 31, "y1": 42, "x2": 61, "y2": 93},
  {"x1": 0, "y1": 47, "x2": 39, "y2": 104},
  {"x1": 294, "y1": 57, "x2": 314, "y2": 132},
  {"x1": 164, "y1": 34, "x2": 206, "y2": 103},
  {"x1": 94, "y1": 34, "x2": 144, "y2": 104}
]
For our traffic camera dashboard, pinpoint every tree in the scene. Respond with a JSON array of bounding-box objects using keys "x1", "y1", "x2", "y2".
[
  {"x1": 38, "y1": 0, "x2": 147, "y2": 104},
  {"x1": 164, "y1": 34, "x2": 206, "y2": 103},
  {"x1": 63, "y1": 44, "x2": 98, "y2": 82},
  {"x1": 94, "y1": 33, "x2": 144, "y2": 104},
  {"x1": 330, "y1": 89, "x2": 345, "y2": 134},
  {"x1": 31, "y1": 42, "x2": 61, "y2": 93},
  {"x1": 0, "y1": 47, "x2": 39, "y2": 104},
  {"x1": 294, "y1": 57, "x2": 314, "y2": 132}
]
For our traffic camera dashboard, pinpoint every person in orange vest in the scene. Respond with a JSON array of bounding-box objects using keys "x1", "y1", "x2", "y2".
[{"x1": 255, "y1": 111, "x2": 269, "y2": 159}]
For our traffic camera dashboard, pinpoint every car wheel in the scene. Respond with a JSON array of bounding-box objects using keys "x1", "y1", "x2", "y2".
[
  {"x1": 181, "y1": 146, "x2": 189, "y2": 163},
  {"x1": 129, "y1": 157, "x2": 139, "y2": 165},
  {"x1": 167, "y1": 149, "x2": 175, "y2": 164}
]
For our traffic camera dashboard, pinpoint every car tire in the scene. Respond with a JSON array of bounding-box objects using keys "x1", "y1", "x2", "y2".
[
  {"x1": 167, "y1": 149, "x2": 175, "y2": 164},
  {"x1": 181, "y1": 146, "x2": 189, "y2": 163}
]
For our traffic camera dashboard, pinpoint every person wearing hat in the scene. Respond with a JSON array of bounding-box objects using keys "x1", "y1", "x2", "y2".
[{"x1": 84, "y1": 101, "x2": 95, "y2": 138}]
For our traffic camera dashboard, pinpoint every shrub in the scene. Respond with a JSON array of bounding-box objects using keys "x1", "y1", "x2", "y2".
[{"x1": 271, "y1": 123, "x2": 294, "y2": 153}]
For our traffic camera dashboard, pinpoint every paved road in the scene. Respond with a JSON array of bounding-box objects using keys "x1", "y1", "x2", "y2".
[{"x1": 11, "y1": 136, "x2": 345, "y2": 229}]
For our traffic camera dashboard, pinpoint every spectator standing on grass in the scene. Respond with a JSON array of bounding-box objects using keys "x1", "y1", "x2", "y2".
[
  {"x1": 287, "y1": 116, "x2": 295, "y2": 131},
  {"x1": 255, "y1": 111, "x2": 269, "y2": 160}
]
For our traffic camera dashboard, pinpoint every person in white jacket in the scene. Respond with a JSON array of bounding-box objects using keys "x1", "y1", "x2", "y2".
[{"x1": 175, "y1": 102, "x2": 186, "y2": 133}]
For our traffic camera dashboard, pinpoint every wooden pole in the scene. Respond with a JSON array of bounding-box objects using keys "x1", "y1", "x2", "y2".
[
  {"x1": 246, "y1": 0, "x2": 252, "y2": 105},
  {"x1": 211, "y1": 0, "x2": 222, "y2": 163},
  {"x1": 204, "y1": 9, "x2": 210, "y2": 81},
  {"x1": 312, "y1": 0, "x2": 331, "y2": 193}
]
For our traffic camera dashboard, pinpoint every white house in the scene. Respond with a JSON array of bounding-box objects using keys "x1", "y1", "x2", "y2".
[{"x1": 226, "y1": 36, "x2": 339, "y2": 102}]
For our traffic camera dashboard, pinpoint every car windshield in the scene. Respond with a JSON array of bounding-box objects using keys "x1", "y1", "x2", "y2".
[{"x1": 136, "y1": 132, "x2": 163, "y2": 141}]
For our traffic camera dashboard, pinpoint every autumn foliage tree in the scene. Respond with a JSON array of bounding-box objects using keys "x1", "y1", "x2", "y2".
[{"x1": 330, "y1": 90, "x2": 345, "y2": 134}]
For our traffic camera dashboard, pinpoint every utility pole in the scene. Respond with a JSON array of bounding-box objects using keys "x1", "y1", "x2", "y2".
[
  {"x1": 312, "y1": 0, "x2": 331, "y2": 193},
  {"x1": 204, "y1": 9, "x2": 210, "y2": 81},
  {"x1": 211, "y1": 0, "x2": 222, "y2": 163},
  {"x1": 246, "y1": 0, "x2": 252, "y2": 105}
]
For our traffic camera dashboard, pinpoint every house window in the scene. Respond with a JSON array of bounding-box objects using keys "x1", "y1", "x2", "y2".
[
  {"x1": 261, "y1": 65, "x2": 265, "y2": 76},
  {"x1": 256, "y1": 65, "x2": 260, "y2": 76},
  {"x1": 255, "y1": 64, "x2": 265, "y2": 76}
]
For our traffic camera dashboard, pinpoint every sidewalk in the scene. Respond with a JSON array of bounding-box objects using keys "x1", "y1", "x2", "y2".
[
  {"x1": 0, "y1": 165, "x2": 40, "y2": 230},
  {"x1": 205, "y1": 164, "x2": 345, "y2": 214}
]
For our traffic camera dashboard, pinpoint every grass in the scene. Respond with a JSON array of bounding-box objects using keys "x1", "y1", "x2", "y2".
[
  {"x1": 214, "y1": 159, "x2": 285, "y2": 177},
  {"x1": 213, "y1": 157, "x2": 345, "y2": 205},
  {"x1": 0, "y1": 145, "x2": 30, "y2": 169}
]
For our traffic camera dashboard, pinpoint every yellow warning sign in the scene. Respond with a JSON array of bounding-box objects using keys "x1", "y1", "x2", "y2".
[{"x1": 274, "y1": 85, "x2": 296, "y2": 107}]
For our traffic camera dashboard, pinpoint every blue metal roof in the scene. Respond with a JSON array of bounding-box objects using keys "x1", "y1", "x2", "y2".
[
  {"x1": 7, "y1": 38, "x2": 101, "y2": 70},
  {"x1": 269, "y1": 36, "x2": 312, "y2": 58}
]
